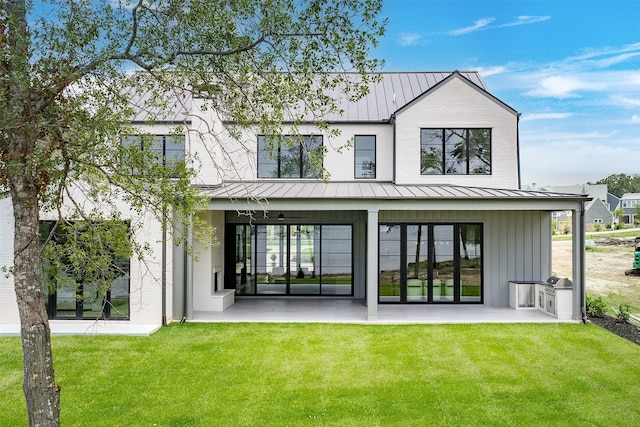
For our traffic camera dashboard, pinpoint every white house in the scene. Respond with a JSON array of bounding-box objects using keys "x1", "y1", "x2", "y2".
[{"x1": 0, "y1": 71, "x2": 590, "y2": 335}]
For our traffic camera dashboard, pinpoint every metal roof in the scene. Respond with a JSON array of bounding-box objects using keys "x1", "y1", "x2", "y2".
[
  {"x1": 126, "y1": 71, "x2": 493, "y2": 124},
  {"x1": 324, "y1": 71, "x2": 490, "y2": 122},
  {"x1": 204, "y1": 181, "x2": 590, "y2": 202}
]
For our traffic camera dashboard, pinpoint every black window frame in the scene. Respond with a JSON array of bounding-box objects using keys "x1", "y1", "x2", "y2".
[
  {"x1": 257, "y1": 135, "x2": 323, "y2": 178},
  {"x1": 226, "y1": 223, "x2": 354, "y2": 297},
  {"x1": 378, "y1": 222, "x2": 483, "y2": 304},
  {"x1": 122, "y1": 134, "x2": 186, "y2": 177},
  {"x1": 40, "y1": 220, "x2": 131, "y2": 321},
  {"x1": 354, "y1": 135, "x2": 377, "y2": 179},
  {"x1": 420, "y1": 128, "x2": 491, "y2": 175}
]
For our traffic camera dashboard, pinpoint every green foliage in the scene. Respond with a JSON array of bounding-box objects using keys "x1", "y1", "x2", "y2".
[
  {"x1": 563, "y1": 225, "x2": 571, "y2": 235},
  {"x1": 616, "y1": 304, "x2": 632, "y2": 323},
  {"x1": 591, "y1": 173, "x2": 640, "y2": 198},
  {"x1": 587, "y1": 295, "x2": 607, "y2": 317},
  {"x1": 593, "y1": 223, "x2": 602, "y2": 232}
]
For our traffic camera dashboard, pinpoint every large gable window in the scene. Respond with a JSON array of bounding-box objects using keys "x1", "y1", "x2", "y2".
[
  {"x1": 257, "y1": 135, "x2": 323, "y2": 178},
  {"x1": 420, "y1": 129, "x2": 491, "y2": 175}
]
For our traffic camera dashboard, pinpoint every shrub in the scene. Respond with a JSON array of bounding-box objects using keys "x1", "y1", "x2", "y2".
[
  {"x1": 616, "y1": 304, "x2": 631, "y2": 324},
  {"x1": 593, "y1": 224, "x2": 602, "y2": 232},
  {"x1": 563, "y1": 225, "x2": 571, "y2": 235},
  {"x1": 586, "y1": 295, "x2": 607, "y2": 317}
]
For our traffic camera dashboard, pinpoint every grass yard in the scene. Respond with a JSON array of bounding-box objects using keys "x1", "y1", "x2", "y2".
[{"x1": 2, "y1": 323, "x2": 640, "y2": 426}]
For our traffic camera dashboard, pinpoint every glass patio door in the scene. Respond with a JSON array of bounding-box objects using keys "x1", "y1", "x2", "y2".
[{"x1": 236, "y1": 224, "x2": 352, "y2": 296}]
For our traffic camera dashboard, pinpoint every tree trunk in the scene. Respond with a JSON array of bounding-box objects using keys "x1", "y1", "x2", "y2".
[
  {"x1": 11, "y1": 182, "x2": 61, "y2": 427},
  {"x1": 3, "y1": 1, "x2": 61, "y2": 424}
]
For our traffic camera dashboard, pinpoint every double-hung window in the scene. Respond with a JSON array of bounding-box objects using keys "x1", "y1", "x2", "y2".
[
  {"x1": 420, "y1": 128, "x2": 491, "y2": 175},
  {"x1": 257, "y1": 135, "x2": 323, "y2": 178},
  {"x1": 354, "y1": 135, "x2": 376, "y2": 179}
]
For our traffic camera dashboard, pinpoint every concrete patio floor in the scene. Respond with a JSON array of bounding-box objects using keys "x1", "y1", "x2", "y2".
[{"x1": 192, "y1": 298, "x2": 580, "y2": 324}]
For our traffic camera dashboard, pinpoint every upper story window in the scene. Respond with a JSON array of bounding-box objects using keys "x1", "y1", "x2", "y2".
[
  {"x1": 257, "y1": 135, "x2": 323, "y2": 178},
  {"x1": 354, "y1": 135, "x2": 376, "y2": 179},
  {"x1": 420, "y1": 129, "x2": 491, "y2": 175},
  {"x1": 123, "y1": 135, "x2": 185, "y2": 175}
]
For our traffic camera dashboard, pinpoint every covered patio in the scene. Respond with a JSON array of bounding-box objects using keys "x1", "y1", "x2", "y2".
[{"x1": 191, "y1": 298, "x2": 578, "y2": 324}]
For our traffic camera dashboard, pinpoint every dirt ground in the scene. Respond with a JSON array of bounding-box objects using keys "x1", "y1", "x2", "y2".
[{"x1": 552, "y1": 240, "x2": 639, "y2": 297}]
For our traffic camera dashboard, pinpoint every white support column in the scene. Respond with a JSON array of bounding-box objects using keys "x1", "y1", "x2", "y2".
[
  {"x1": 572, "y1": 203, "x2": 587, "y2": 322},
  {"x1": 367, "y1": 209, "x2": 379, "y2": 321}
]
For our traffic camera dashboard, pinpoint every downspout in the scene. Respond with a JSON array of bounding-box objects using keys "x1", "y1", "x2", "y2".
[
  {"x1": 516, "y1": 113, "x2": 522, "y2": 189},
  {"x1": 182, "y1": 223, "x2": 188, "y2": 323},
  {"x1": 391, "y1": 115, "x2": 396, "y2": 184},
  {"x1": 580, "y1": 201, "x2": 588, "y2": 324},
  {"x1": 161, "y1": 206, "x2": 167, "y2": 326}
]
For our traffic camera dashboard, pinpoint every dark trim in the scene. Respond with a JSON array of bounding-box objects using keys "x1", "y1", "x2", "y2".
[
  {"x1": 419, "y1": 128, "x2": 492, "y2": 176},
  {"x1": 354, "y1": 134, "x2": 377, "y2": 179},
  {"x1": 378, "y1": 222, "x2": 484, "y2": 305},
  {"x1": 229, "y1": 223, "x2": 354, "y2": 297},
  {"x1": 257, "y1": 135, "x2": 324, "y2": 179}
]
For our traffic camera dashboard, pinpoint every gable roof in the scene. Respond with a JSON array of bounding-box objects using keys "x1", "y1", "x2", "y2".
[
  {"x1": 392, "y1": 71, "x2": 518, "y2": 119},
  {"x1": 326, "y1": 71, "x2": 492, "y2": 122}
]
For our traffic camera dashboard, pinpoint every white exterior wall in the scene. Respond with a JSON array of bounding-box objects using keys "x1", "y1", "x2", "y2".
[
  {"x1": 192, "y1": 210, "x2": 225, "y2": 312},
  {"x1": 0, "y1": 198, "x2": 20, "y2": 330},
  {"x1": 188, "y1": 98, "x2": 395, "y2": 185},
  {"x1": 0, "y1": 195, "x2": 167, "y2": 336},
  {"x1": 394, "y1": 76, "x2": 519, "y2": 188}
]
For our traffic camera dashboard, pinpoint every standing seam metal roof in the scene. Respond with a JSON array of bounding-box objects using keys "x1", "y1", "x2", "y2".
[{"x1": 204, "y1": 181, "x2": 590, "y2": 201}]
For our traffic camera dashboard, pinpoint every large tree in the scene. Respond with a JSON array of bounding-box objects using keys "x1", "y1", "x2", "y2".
[
  {"x1": 591, "y1": 173, "x2": 640, "y2": 197},
  {"x1": 0, "y1": 0, "x2": 385, "y2": 424}
]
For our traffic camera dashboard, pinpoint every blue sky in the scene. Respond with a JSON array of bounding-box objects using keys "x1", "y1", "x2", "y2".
[{"x1": 374, "y1": 0, "x2": 640, "y2": 186}]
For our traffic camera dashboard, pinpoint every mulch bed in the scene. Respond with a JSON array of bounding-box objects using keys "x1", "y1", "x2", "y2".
[{"x1": 588, "y1": 314, "x2": 640, "y2": 346}]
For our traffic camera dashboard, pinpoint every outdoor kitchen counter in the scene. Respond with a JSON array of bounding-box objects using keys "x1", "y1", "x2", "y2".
[{"x1": 510, "y1": 278, "x2": 574, "y2": 320}]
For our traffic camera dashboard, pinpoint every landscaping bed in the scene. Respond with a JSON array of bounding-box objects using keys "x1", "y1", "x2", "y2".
[{"x1": 589, "y1": 314, "x2": 640, "y2": 346}]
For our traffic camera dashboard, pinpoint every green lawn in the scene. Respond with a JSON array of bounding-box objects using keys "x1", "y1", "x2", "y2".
[{"x1": 2, "y1": 323, "x2": 640, "y2": 426}]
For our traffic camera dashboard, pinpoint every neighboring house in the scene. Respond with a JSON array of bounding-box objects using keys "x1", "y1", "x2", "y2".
[
  {"x1": 619, "y1": 193, "x2": 640, "y2": 224},
  {"x1": 545, "y1": 184, "x2": 613, "y2": 229},
  {"x1": 0, "y1": 71, "x2": 590, "y2": 335}
]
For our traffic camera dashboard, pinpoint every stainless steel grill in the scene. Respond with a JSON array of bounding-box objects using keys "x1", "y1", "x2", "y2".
[{"x1": 546, "y1": 275, "x2": 572, "y2": 287}]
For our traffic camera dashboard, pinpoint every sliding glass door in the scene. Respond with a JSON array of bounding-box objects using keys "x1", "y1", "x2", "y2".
[
  {"x1": 379, "y1": 223, "x2": 482, "y2": 304},
  {"x1": 231, "y1": 224, "x2": 352, "y2": 296}
]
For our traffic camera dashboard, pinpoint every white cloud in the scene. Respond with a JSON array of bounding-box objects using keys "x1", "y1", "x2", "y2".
[
  {"x1": 564, "y1": 42, "x2": 640, "y2": 69},
  {"x1": 476, "y1": 66, "x2": 507, "y2": 77},
  {"x1": 520, "y1": 113, "x2": 572, "y2": 122},
  {"x1": 448, "y1": 15, "x2": 549, "y2": 36},
  {"x1": 398, "y1": 33, "x2": 424, "y2": 46},
  {"x1": 525, "y1": 75, "x2": 610, "y2": 98},
  {"x1": 499, "y1": 16, "x2": 551, "y2": 28},
  {"x1": 448, "y1": 18, "x2": 495, "y2": 36}
]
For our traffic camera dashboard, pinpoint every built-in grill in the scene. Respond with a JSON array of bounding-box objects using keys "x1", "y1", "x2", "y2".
[
  {"x1": 510, "y1": 276, "x2": 574, "y2": 320},
  {"x1": 546, "y1": 275, "x2": 572, "y2": 287},
  {"x1": 540, "y1": 276, "x2": 573, "y2": 315}
]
